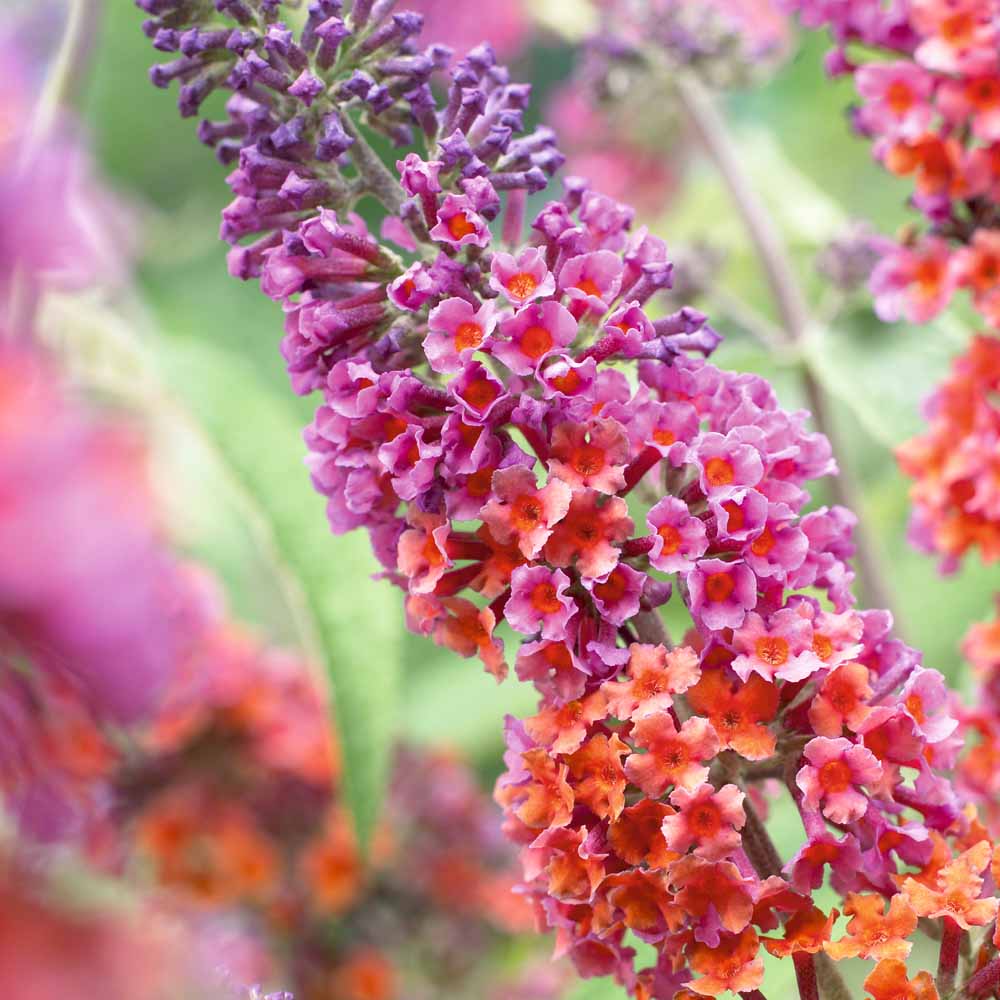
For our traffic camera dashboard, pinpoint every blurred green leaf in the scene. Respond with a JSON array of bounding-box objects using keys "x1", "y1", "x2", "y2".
[
  {"x1": 159, "y1": 339, "x2": 402, "y2": 853},
  {"x1": 801, "y1": 311, "x2": 968, "y2": 448}
]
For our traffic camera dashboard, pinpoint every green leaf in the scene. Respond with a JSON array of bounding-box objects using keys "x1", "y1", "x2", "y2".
[
  {"x1": 159, "y1": 339, "x2": 402, "y2": 853},
  {"x1": 801, "y1": 309, "x2": 969, "y2": 448}
]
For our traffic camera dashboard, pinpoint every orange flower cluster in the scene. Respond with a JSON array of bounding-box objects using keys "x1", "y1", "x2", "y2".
[
  {"x1": 119, "y1": 620, "x2": 561, "y2": 1000},
  {"x1": 897, "y1": 335, "x2": 1000, "y2": 568}
]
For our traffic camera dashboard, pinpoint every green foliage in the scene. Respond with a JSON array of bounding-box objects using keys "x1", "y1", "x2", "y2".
[{"x1": 160, "y1": 340, "x2": 403, "y2": 852}]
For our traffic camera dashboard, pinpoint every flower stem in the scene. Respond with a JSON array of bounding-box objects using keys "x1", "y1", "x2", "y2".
[
  {"x1": 793, "y1": 953, "x2": 820, "y2": 1000},
  {"x1": 938, "y1": 917, "x2": 964, "y2": 996},
  {"x1": 673, "y1": 72, "x2": 904, "y2": 630},
  {"x1": 962, "y1": 956, "x2": 1000, "y2": 998}
]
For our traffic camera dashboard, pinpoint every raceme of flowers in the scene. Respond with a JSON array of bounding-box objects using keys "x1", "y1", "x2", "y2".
[
  {"x1": 118, "y1": 615, "x2": 554, "y2": 1000},
  {"x1": 138, "y1": 2, "x2": 1000, "y2": 999},
  {"x1": 896, "y1": 334, "x2": 1000, "y2": 570},
  {"x1": 782, "y1": 0, "x2": 1000, "y2": 330}
]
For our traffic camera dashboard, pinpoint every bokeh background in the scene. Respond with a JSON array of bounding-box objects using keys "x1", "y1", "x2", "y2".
[{"x1": 60, "y1": 4, "x2": 997, "y2": 994}]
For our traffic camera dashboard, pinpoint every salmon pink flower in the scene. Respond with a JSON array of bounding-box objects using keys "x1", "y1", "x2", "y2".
[
  {"x1": 662, "y1": 783, "x2": 745, "y2": 860},
  {"x1": 785, "y1": 829, "x2": 864, "y2": 894},
  {"x1": 825, "y1": 893, "x2": 918, "y2": 961},
  {"x1": 646, "y1": 497, "x2": 708, "y2": 573},
  {"x1": 544, "y1": 491, "x2": 633, "y2": 580},
  {"x1": 624, "y1": 715, "x2": 719, "y2": 796},
  {"x1": 506, "y1": 565, "x2": 577, "y2": 640},
  {"x1": 548, "y1": 418, "x2": 630, "y2": 494},
  {"x1": 424, "y1": 297, "x2": 498, "y2": 373},
  {"x1": 761, "y1": 904, "x2": 837, "y2": 958},
  {"x1": 901, "y1": 840, "x2": 998, "y2": 929},
  {"x1": 515, "y1": 640, "x2": 588, "y2": 705},
  {"x1": 395, "y1": 512, "x2": 451, "y2": 594},
  {"x1": 686, "y1": 668, "x2": 779, "y2": 760},
  {"x1": 686, "y1": 927, "x2": 763, "y2": 997},
  {"x1": 601, "y1": 644, "x2": 700, "y2": 721},
  {"x1": 608, "y1": 800, "x2": 679, "y2": 869},
  {"x1": 494, "y1": 300, "x2": 578, "y2": 375},
  {"x1": 864, "y1": 959, "x2": 939, "y2": 1000},
  {"x1": 687, "y1": 559, "x2": 758, "y2": 631},
  {"x1": 898, "y1": 667, "x2": 959, "y2": 744},
  {"x1": 480, "y1": 467, "x2": 573, "y2": 560},
  {"x1": 490, "y1": 247, "x2": 555, "y2": 305},
  {"x1": 797, "y1": 737, "x2": 884, "y2": 824},
  {"x1": 809, "y1": 662, "x2": 874, "y2": 736},
  {"x1": 499, "y1": 748, "x2": 575, "y2": 830},
  {"x1": 566, "y1": 733, "x2": 630, "y2": 821}
]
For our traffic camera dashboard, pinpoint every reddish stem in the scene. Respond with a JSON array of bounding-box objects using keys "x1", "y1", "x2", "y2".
[
  {"x1": 516, "y1": 423, "x2": 551, "y2": 463},
  {"x1": 489, "y1": 589, "x2": 510, "y2": 623},
  {"x1": 622, "y1": 445, "x2": 662, "y2": 494},
  {"x1": 938, "y1": 917, "x2": 964, "y2": 996},
  {"x1": 792, "y1": 953, "x2": 819, "y2": 1000},
  {"x1": 445, "y1": 538, "x2": 490, "y2": 561},
  {"x1": 433, "y1": 564, "x2": 481, "y2": 597}
]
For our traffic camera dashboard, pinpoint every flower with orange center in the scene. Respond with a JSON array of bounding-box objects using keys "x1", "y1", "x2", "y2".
[
  {"x1": 686, "y1": 667, "x2": 779, "y2": 760},
  {"x1": 686, "y1": 926, "x2": 764, "y2": 997},
  {"x1": 395, "y1": 512, "x2": 451, "y2": 595},
  {"x1": 761, "y1": 905, "x2": 837, "y2": 958},
  {"x1": 549, "y1": 418, "x2": 631, "y2": 495},
  {"x1": 608, "y1": 800, "x2": 679, "y2": 869},
  {"x1": 809, "y1": 662, "x2": 874, "y2": 736},
  {"x1": 662, "y1": 782, "x2": 745, "y2": 860},
  {"x1": 544, "y1": 489, "x2": 633, "y2": 580},
  {"x1": 796, "y1": 736, "x2": 883, "y2": 823},
  {"x1": 333, "y1": 948, "x2": 398, "y2": 1000},
  {"x1": 409, "y1": 594, "x2": 507, "y2": 680},
  {"x1": 668, "y1": 856, "x2": 755, "y2": 936},
  {"x1": 499, "y1": 747, "x2": 575, "y2": 830},
  {"x1": 901, "y1": 840, "x2": 998, "y2": 929},
  {"x1": 525, "y1": 825, "x2": 607, "y2": 904},
  {"x1": 602, "y1": 643, "x2": 700, "y2": 721},
  {"x1": 566, "y1": 732, "x2": 630, "y2": 820},
  {"x1": 525, "y1": 691, "x2": 609, "y2": 755},
  {"x1": 624, "y1": 714, "x2": 719, "y2": 797},
  {"x1": 864, "y1": 959, "x2": 939, "y2": 1000},
  {"x1": 825, "y1": 893, "x2": 918, "y2": 961},
  {"x1": 601, "y1": 869, "x2": 679, "y2": 941},
  {"x1": 300, "y1": 812, "x2": 363, "y2": 914}
]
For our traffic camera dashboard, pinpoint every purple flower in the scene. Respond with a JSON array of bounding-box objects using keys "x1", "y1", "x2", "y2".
[{"x1": 430, "y1": 193, "x2": 492, "y2": 249}]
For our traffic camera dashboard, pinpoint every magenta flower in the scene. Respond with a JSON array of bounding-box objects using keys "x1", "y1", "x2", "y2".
[
  {"x1": 796, "y1": 736, "x2": 883, "y2": 824},
  {"x1": 430, "y1": 193, "x2": 492, "y2": 249},
  {"x1": 646, "y1": 497, "x2": 708, "y2": 574},
  {"x1": 388, "y1": 262, "x2": 437, "y2": 312},
  {"x1": 898, "y1": 667, "x2": 959, "y2": 744},
  {"x1": 686, "y1": 559, "x2": 758, "y2": 631},
  {"x1": 451, "y1": 361, "x2": 509, "y2": 423},
  {"x1": 424, "y1": 297, "x2": 498, "y2": 373},
  {"x1": 538, "y1": 354, "x2": 598, "y2": 401},
  {"x1": 870, "y1": 238, "x2": 956, "y2": 324},
  {"x1": 506, "y1": 565, "x2": 577, "y2": 640},
  {"x1": 692, "y1": 432, "x2": 764, "y2": 498},
  {"x1": 494, "y1": 300, "x2": 578, "y2": 375},
  {"x1": 662, "y1": 783, "x2": 746, "y2": 860},
  {"x1": 709, "y1": 489, "x2": 769, "y2": 543},
  {"x1": 558, "y1": 251, "x2": 624, "y2": 314},
  {"x1": 584, "y1": 563, "x2": 645, "y2": 626},
  {"x1": 855, "y1": 62, "x2": 936, "y2": 139},
  {"x1": 480, "y1": 467, "x2": 573, "y2": 559},
  {"x1": 490, "y1": 247, "x2": 556, "y2": 306}
]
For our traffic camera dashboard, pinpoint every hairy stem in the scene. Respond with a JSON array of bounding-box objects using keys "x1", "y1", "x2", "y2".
[
  {"x1": 674, "y1": 72, "x2": 904, "y2": 629},
  {"x1": 793, "y1": 953, "x2": 820, "y2": 1000},
  {"x1": 632, "y1": 610, "x2": 671, "y2": 649},
  {"x1": 962, "y1": 956, "x2": 1000, "y2": 998},
  {"x1": 938, "y1": 918, "x2": 964, "y2": 996},
  {"x1": 340, "y1": 113, "x2": 407, "y2": 216}
]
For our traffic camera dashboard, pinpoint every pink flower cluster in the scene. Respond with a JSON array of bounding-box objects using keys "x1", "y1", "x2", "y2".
[
  {"x1": 784, "y1": 0, "x2": 1000, "y2": 329},
  {"x1": 0, "y1": 348, "x2": 204, "y2": 842}
]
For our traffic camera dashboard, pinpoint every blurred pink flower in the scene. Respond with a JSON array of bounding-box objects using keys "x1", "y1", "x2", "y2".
[{"x1": 402, "y1": 0, "x2": 532, "y2": 59}]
